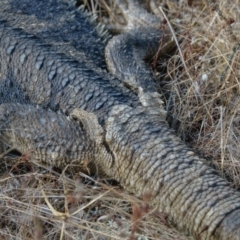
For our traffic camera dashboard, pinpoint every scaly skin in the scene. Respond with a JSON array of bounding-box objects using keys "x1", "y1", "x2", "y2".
[
  {"x1": 105, "y1": 104, "x2": 240, "y2": 239},
  {"x1": 0, "y1": 0, "x2": 240, "y2": 239}
]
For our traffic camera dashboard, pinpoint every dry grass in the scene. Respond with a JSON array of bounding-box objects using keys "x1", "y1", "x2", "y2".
[
  {"x1": 1, "y1": 0, "x2": 240, "y2": 239},
  {"x1": 0, "y1": 157, "x2": 189, "y2": 240},
  {"x1": 154, "y1": 0, "x2": 240, "y2": 187}
]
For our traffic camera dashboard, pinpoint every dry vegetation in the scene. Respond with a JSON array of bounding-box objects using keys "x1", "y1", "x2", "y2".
[
  {"x1": 1, "y1": 0, "x2": 240, "y2": 239},
  {"x1": 0, "y1": 157, "x2": 189, "y2": 240},
  {"x1": 156, "y1": 0, "x2": 240, "y2": 187}
]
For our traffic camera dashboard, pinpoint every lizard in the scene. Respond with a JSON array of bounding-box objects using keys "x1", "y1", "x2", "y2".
[{"x1": 0, "y1": 0, "x2": 240, "y2": 239}]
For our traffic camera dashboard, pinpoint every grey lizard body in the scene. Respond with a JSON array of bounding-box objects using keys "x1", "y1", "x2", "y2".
[{"x1": 0, "y1": 0, "x2": 240, "y2": 239}]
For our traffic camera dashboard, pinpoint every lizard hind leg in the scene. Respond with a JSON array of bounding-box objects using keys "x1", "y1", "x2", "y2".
[
  {"x1": 0, "y1": 103, "x2": 99, "y2": 174},
  {"x1": 105, "y1": 0, "x2": 174, "y2": 116},
  {"x1": 105, "y1": 0, "x2": 161, "y2": 93}
]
